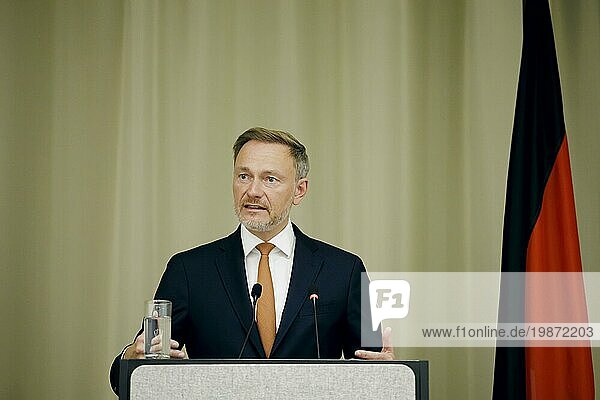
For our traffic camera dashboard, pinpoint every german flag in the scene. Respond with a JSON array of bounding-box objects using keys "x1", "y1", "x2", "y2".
[{"x1": 492, "y1": 0, "x2": 595, "y2": 398}]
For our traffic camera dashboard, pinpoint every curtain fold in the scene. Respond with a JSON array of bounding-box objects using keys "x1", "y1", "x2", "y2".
[{"x1": 2, "y1": 1, "x2": 599, "y2": 399}]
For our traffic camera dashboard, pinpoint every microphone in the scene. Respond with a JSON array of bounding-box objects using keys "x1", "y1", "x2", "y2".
[
  {"x1": 251, "y1": 282, "x2": 263, "y2": 301},
  {"x1": 238, "y1": 283, "x2": 262, "y2": 359},
  {"x1": 308, "y1": 284, "x2": 320, "y2": 359}
]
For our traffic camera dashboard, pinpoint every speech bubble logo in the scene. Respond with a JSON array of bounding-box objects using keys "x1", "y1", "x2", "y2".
[{"x1": 369, "y1": 279, "x2": 411, "y2": 331}]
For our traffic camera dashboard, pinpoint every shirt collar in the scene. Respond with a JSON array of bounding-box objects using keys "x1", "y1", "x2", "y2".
[{"x1": 240, "y1": 220, "x2": 295, "y2": 258}]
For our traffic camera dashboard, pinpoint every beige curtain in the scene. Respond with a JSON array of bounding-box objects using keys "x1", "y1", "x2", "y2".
[{"x1": 2, "y1": 1, "x2": 599, "y2": 398}]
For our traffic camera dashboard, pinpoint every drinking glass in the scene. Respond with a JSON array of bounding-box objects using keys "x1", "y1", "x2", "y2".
[{"x1": 144, "y1": 299, "x2": 172, "y2": 359}]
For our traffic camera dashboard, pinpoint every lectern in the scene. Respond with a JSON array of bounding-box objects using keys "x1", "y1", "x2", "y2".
[{"x1": 119, "y1": 359, "x2": 428, "y2": 399}]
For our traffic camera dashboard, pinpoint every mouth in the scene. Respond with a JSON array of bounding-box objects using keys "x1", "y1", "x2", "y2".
[{"x1": 243, "y1": 203, "x2": 268, "y2": 211}]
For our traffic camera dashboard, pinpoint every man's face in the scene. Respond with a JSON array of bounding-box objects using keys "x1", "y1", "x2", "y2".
[{"x1": 233, "y1": 140, "x2": 308, "y2": 240}]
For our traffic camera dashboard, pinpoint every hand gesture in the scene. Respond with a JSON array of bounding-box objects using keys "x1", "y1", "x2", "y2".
[
  {"x1": 354, "y1": 327, "x2": 394, "y2": 360},
  {"x1": 123, "y1": 333, "x2": 185, "y2": 359}
]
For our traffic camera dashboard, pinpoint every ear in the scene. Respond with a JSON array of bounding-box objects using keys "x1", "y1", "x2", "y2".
[{"x1": 292, "y1": 178, "x2": 309, "y2": 205}]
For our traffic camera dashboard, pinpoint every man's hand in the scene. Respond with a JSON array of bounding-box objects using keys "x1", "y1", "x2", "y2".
[
  {"x1": 354, "y1": 327, "x2": 394, "y2": 360},
  {"x1": 122, "y1": 333, "x2": 186, "y2": 359}
]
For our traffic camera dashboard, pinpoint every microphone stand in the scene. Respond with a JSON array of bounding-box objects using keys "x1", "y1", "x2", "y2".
[{"x1": 238, "y1": 283, "x2": 262, "y2": 358}]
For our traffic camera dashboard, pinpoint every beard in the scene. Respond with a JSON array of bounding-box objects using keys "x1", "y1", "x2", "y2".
[{"x1": 234, "y1": 197, "x2": 293, "y2": 233}]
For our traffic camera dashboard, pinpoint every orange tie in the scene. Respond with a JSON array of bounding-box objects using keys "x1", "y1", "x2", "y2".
[{"x1": 256, "y1": 243, "x2": 276, "y2": 357}]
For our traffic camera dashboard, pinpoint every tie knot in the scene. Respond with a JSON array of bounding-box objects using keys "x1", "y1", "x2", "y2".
[{"x1": 256, "y1": 242, "x2": 275, "y2": 256}]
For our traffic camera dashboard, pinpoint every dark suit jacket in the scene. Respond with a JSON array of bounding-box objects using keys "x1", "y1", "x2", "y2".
[{"x1": 110, "y1": 224, "x2": 381, "y2": 394}]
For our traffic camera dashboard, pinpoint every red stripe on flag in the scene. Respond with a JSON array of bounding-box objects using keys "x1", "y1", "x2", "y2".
[
  {"x1": 527, "y1": 137, "x2": 583, "y2": 274},
  {"x1": 524, "y1": 136, "x2": 594, "y2": 399}
]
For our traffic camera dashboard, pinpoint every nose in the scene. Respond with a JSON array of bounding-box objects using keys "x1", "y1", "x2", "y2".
[{"x1": 246, "y1": 178, "x2": 264, "y2": 199}]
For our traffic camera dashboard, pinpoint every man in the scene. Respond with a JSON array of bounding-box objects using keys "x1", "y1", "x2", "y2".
[{"x1": 110, "y1": 127, "x2": 392, "y2": 395}]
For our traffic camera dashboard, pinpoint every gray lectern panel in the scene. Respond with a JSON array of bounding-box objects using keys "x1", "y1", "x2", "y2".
[{"x1": 128, "y1": 361, "x2": 421, "y2": 399}]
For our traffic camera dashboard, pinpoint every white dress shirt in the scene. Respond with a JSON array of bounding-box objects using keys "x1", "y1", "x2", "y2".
[{"x1": 241, "y1": 220, "x2": 295, "y2": 331}]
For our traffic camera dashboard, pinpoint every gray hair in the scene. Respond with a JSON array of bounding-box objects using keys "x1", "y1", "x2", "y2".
[{"x1": 233, "y1": 127, "x2": 310, "y2": 180}]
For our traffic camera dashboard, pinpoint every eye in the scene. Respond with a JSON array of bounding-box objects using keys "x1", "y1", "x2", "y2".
[
  {"x1": 266, "y1": 176, "x2": 278, "y2": 184},
  {"x1": 238, "y1": 173, "x2": 249, "y2": 181}
]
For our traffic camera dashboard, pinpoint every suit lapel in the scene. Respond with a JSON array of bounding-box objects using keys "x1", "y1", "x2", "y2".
[
  {"x1": 214, "y1": 227, "x2": 266, "y2": 357},
  {"x1": 271, "y1": 225, "x2": 323, "y2": 355}
]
